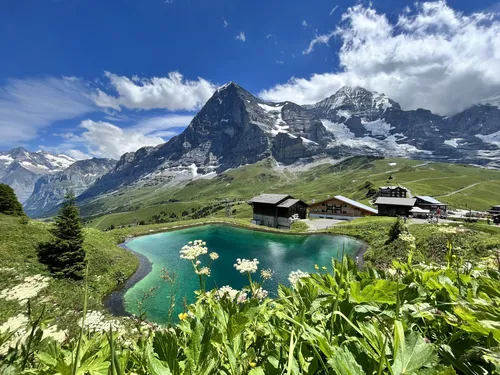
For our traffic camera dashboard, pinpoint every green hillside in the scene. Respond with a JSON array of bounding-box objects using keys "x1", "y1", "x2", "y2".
[
  {"x1": 0, "y1": 214, "x2": 138, "y2": 331},
  {"x1": 84, "y1": 157, "x2": 500, "y2": 229}
]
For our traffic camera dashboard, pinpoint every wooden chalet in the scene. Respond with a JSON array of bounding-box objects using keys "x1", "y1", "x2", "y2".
[
  {"x1": 309, "y1": 195, "x2": 377, "y2": 220},
  {"x1": 378, "y1": 186, "x2": 409, "y2": 198},
  {"x1": 415, "y1": 196, "x2": 447, "y2": 215},
  {"x1": 374, "y1": 197, "x2": 417, "y2": 217},
  {"x1": 248, "y1": 194, "x2": 308, "y2": 229}
]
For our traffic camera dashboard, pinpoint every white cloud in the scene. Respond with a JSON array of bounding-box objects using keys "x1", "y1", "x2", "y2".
[
  {"x1": 78, "y1": 120, "x2": 165, "y2": 159},
  {"x1": 236, "y1": 32, "x2": 246, "y2": 42},
  {"x1": 50, "y1": 114, "x2": 193, "y2": 160},
  {"x1": 303, "y1": 31, "x2": 336, "y2": 54},
  {"x1": 0, "y1": 77, "x2": 95, "y2": 146},
  {"x1": 261, "y1": 1, "x2": 500, "y2": 115},
  {"x1": 92, "y1": 71, "x2": 216, "y2": 111},
  {"x1": 330, "y1": 5, "x2": 339, "y2": 15},
  {"x1": 276, "y1": 60, "x2": 285, "y2": 65},
  {"x1": 223, "y1": 18, "x2": 228, "y2": 27},
  {"x1": 302, "y1": 20, "x2": 309, "y2": 28}
]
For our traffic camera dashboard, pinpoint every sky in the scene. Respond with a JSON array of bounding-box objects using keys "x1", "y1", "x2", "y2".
[{"x1": 1, "y1": 0, "x2": 500, "y2": 160}]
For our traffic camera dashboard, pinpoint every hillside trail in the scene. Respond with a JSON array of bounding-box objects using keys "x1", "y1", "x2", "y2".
[{"x1": 437, "y1": 182, "x2": 481, "y2": 197}]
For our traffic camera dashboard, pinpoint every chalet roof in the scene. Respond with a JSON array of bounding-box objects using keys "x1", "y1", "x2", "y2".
[
  {"x1": 410, "y1": 207, "x2": 430, "y2": 213},
  {"x1": 380, "y1": 186, "x2": 407, "y2": 190},
  {"x1": 277, "y1": 199, "x2": 304, "y2": 208},
  {"x1": 248, "y1": 194, "x2": 290, "y2": 205},
  {"x1": 374, "y1": 197, "x2": 416, "y2": 207},
  {"x1": 334, "y1": 195, "x2": 378, "y2": 214},
  {"x1": 416, "y1": 196, "x2": 446, "y2": 205}
]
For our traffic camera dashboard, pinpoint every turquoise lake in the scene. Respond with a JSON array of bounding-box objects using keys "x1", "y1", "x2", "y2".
[{"x1": 123, "y1": 225, "x2": 364, "y2": 324}]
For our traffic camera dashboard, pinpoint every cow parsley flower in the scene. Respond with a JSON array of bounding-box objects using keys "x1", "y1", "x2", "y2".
[
  {"x1": 234, "y1": 258, "x2": 259, "y2": 274},
  {"x1": 288, "y1": 270, "x2": 310, "y2": 285},
  {"x1": 253, "y1": 287, "x2": 269, "y2": 301},
  {"x1": 195, "y1": 267, "x2": 211, "y2": 276},
  {"x1": 260, "y1": 268, "x2": 273, "y2": 280},
  {"x1": 209, "y1": 252, "x2": 219, "y2": 260},
  {"x1": 179, "y1": 240, "x2": 208, "y2": 260}
]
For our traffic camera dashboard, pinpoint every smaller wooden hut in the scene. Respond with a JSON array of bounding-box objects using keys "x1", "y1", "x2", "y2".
[{"x1": 248, "y1": 194, "x2": 308, "y2": 229}]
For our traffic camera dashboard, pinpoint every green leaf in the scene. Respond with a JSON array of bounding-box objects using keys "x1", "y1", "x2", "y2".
[
  {"x1": 327, "y1": 346, "x2": 366, "y2": 375},
  {"x1": 146, "y1": 350, "x2": 173, "y2": 375},
  {"x1": 350, "y1": 280, "x2": 405, "y2": 305},
  {"x1": 392, "y1": 331, "x2": 435, "y2": 375},
  {"x1": 249, "y1": 368, "x2": 266, "y2": 375},
  {"x1": 36, "y1": 351, "x2": 57, "y2": 367}
]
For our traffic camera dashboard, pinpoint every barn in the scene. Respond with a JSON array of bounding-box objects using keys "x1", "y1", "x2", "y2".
[
  {"x1": 374, "y1": 197, "x2": 417, "y2": 217},
  {"x1": 309, "y1": 195, "x2": 377, "y2": 220},
  {"x1": 248, "y1": 194, "x2": 308, "y2": 229}
]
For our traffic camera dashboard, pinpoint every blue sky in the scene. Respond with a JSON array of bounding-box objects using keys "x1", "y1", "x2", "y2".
[{"x1": 1, "y1": 0, "x2": 500, "y2": 159}]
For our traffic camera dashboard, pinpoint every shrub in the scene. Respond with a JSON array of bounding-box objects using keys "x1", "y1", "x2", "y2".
[{"x1": 0, "y1": 183, "x2": 25, "y2": 216}]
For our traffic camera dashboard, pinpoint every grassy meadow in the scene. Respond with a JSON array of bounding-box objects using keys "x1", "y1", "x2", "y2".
[{"x1": 82, "y1": 157, "x2": 500, "y2": 230}]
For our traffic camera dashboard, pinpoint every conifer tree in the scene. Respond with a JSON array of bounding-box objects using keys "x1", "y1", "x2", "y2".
[
  {"x1": 38, "y1": 191, "x2": 86, "y2": 279},
  {"x1": 0, "y1": 183, "x2": 25, "y2": 216}
]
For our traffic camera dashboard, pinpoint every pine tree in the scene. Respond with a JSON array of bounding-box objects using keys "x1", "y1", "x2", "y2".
[
  {"x1": 0, "y1": 183, "x2": 25, "y2": 216},
  {"x1": 38, "y1": 191, "x2": 86, "y2": 279}
]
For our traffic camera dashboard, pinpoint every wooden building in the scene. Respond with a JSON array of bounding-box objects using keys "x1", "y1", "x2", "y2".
[
  {"x1": 374, "y1": 197, "x2": 416, "y2": 217},
  {"x1": 488, "y1": 205, "x2": 500, "y2": 215},
  {"x1": 248, "y1": 194, "x2": 308, "y2": 229},
  {"x1": 379, "y1": 186, "x2": 409, "y2": 198},
  {"x1": 415, "y1": 196, "x2": 447, "y2": 215},
  {"x1": 309, "y1": 195, "x2": 377, "y2": 220}
]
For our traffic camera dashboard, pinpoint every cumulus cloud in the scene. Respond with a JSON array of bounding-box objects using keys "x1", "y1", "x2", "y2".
[
  {"x1": 236, "y1": 32, "x2": 246, "y2": 42},
  {"x1": 0, "y1": 77, "x2": 96, "y2": 146},
  {"x1": 261, "y1": 1, "x2": 500, "y2": 115},
  {"x1": 50, "y1": 114, "x2": 193, "y2": 159},
  {"x1": 78, "y1": 120, "x2": 165, "y2": 159},
  {"x1": 92, "y1": 71, "x2": 216, "y2": 111}
]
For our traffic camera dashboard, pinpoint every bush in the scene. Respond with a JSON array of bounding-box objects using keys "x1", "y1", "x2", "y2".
[{"x1": 290, "y1": 221, "x2": 309, "y2": 232}]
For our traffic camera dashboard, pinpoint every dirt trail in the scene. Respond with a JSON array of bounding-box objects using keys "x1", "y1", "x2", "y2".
[{"x1": 437, "y1": 182, "x2": 481, "y2": 197}]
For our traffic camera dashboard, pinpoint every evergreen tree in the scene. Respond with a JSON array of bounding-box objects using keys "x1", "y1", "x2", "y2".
[
  {"x1": 0, "y1": 183, "x2": 25, "y2": 216},
  {"x1": 38, "y1": 191, "x2": 86, "y2": 279}
]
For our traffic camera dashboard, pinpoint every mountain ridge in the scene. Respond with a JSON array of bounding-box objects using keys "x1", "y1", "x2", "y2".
[{"x1": 75, "y1": 82, "x2": 500, "y2": 207}]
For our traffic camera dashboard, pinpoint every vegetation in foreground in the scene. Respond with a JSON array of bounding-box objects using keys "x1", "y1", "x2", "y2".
[{"x1": 1, "y1": 231, "x2": 500, "y2": 374}]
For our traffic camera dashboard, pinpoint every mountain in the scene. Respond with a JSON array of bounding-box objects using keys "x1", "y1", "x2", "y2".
[
  {"x1": 24, "y1": 158, "x2": 117, "y2": 217},
  {"x1": 0, "y1": 148, "x2": 76, "y2": 202},
  {"x1": 78, "y1": 83, "x2": 500, "y2": 206}
]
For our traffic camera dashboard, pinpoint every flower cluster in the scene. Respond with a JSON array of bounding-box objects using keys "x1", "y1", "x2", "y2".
[
  {"x1": 0, "y1": 274, "x2": 50, "y2": 305},
  {"x1": 215, "y1": 285, "x2": 248, "y2": 303},
  {"x1": 288, "y1": 270, "x2": 310, "y2": 286},
  {"x1": 398, "y1": 232, "x2": 416, "y2": 243},
  {"x1": 195, "y1": 267, "x2": 211, "y2": 276},
  {"x1": 234, "y1": 258, "x2": 259, "y2": 274},
  {"x1": 260, "y1": 269, "x2": 273, "y2": 280},
  {"x1": 253, "y1": 287, "x2": 269, "y2": 301},
  {"x1": 209, "y1": 252, "x2": 219, "y2": 260},
  {"x1": 179, "y1": 240, "x2": 208, "y2": 260},
  {"x1": 84, "y1": 311, "x2": 122, "y2": 333}
]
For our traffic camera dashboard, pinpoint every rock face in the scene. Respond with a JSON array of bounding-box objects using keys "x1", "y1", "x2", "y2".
[
  {"x1": 24, "y1": 158, "x2": 116, "y2": 217},
  {"x1": 78, "y1": 83, "x2": 500, "y2": 202},
  {"x1": 0, "y1": 148, "x2": 76, "y2": 202}
]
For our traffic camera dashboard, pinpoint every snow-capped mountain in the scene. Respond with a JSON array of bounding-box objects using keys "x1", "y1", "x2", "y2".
[
  {"x1": 24, "y1": 158, "x2": 117, "y2": 217},
  {"x1": 0, "y1": 148, "x2": 76, "y2": 202},
  {"x1": 71, "y1": 82, "x2": 500, "y2": 203}
]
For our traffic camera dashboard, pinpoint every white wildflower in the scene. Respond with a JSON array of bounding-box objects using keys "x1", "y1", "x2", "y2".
[
  {"x1": 195, "y1": 267, "x2": 211, "y2": 276},
  {"x1": 253, "y1": 287, "x2": 269, "y2": 301},
  {"x1": 179, "y1": 240, "x2": 208, "y2": 260},
  {"x1": 234, "y1": 258, "x2": 259, "y2": 274},
  {"x1": 0, "y1": 274, "x2": 50, "y2": 305},
  {"x1": 0, "y1": 314, "x2": 28, "y2": 334},
  {"x1": 209, "y1": 252, "x2": 219, "y2": 260},
  {"x1": 288, "y1": 270, "x2": 310, "y2": 286},
  {"x1": 42, "y1": 325, "x2": 67, "y2": 343},
  {"x1": 398, "y1": 232, "x2": 416, "y2": 243},
  {"x1": 387, "y1": 268, "x2": 397, "y2": 277},
  {"x1": 260, "y1": 269, "x2": 273, "y2": 280},
  {"x1": 215, "y1": 285, "x2": 247, "y2": 303},
  {"x1": 83, "y1": 311, "x2": 122, "y2": 333}
]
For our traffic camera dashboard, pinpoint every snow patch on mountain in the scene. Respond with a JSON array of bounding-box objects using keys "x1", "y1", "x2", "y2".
[
  {"x1": 476, "y1": 131, "x2": 500, "y2": 146},
  {"x1": 444, "y1": 138, "x2": 463, "y2": 148},
  {"x1": 362, "y1": 119, "x2": 393, "y2": 137},
  {"x1": 258, "y1": 103, "x2": 284, "y2": 112}
]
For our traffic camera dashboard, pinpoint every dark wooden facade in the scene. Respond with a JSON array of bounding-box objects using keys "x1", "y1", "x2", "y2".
[
  {"x1": 375, "y1": 197, "x2": 416, "y2": 217},
  {"x1": 379, "y1": 186, "x2": 408, "y2": 198},
  {"x1": 249, "y1": 194, "x2": 308, "y2": 229}
]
